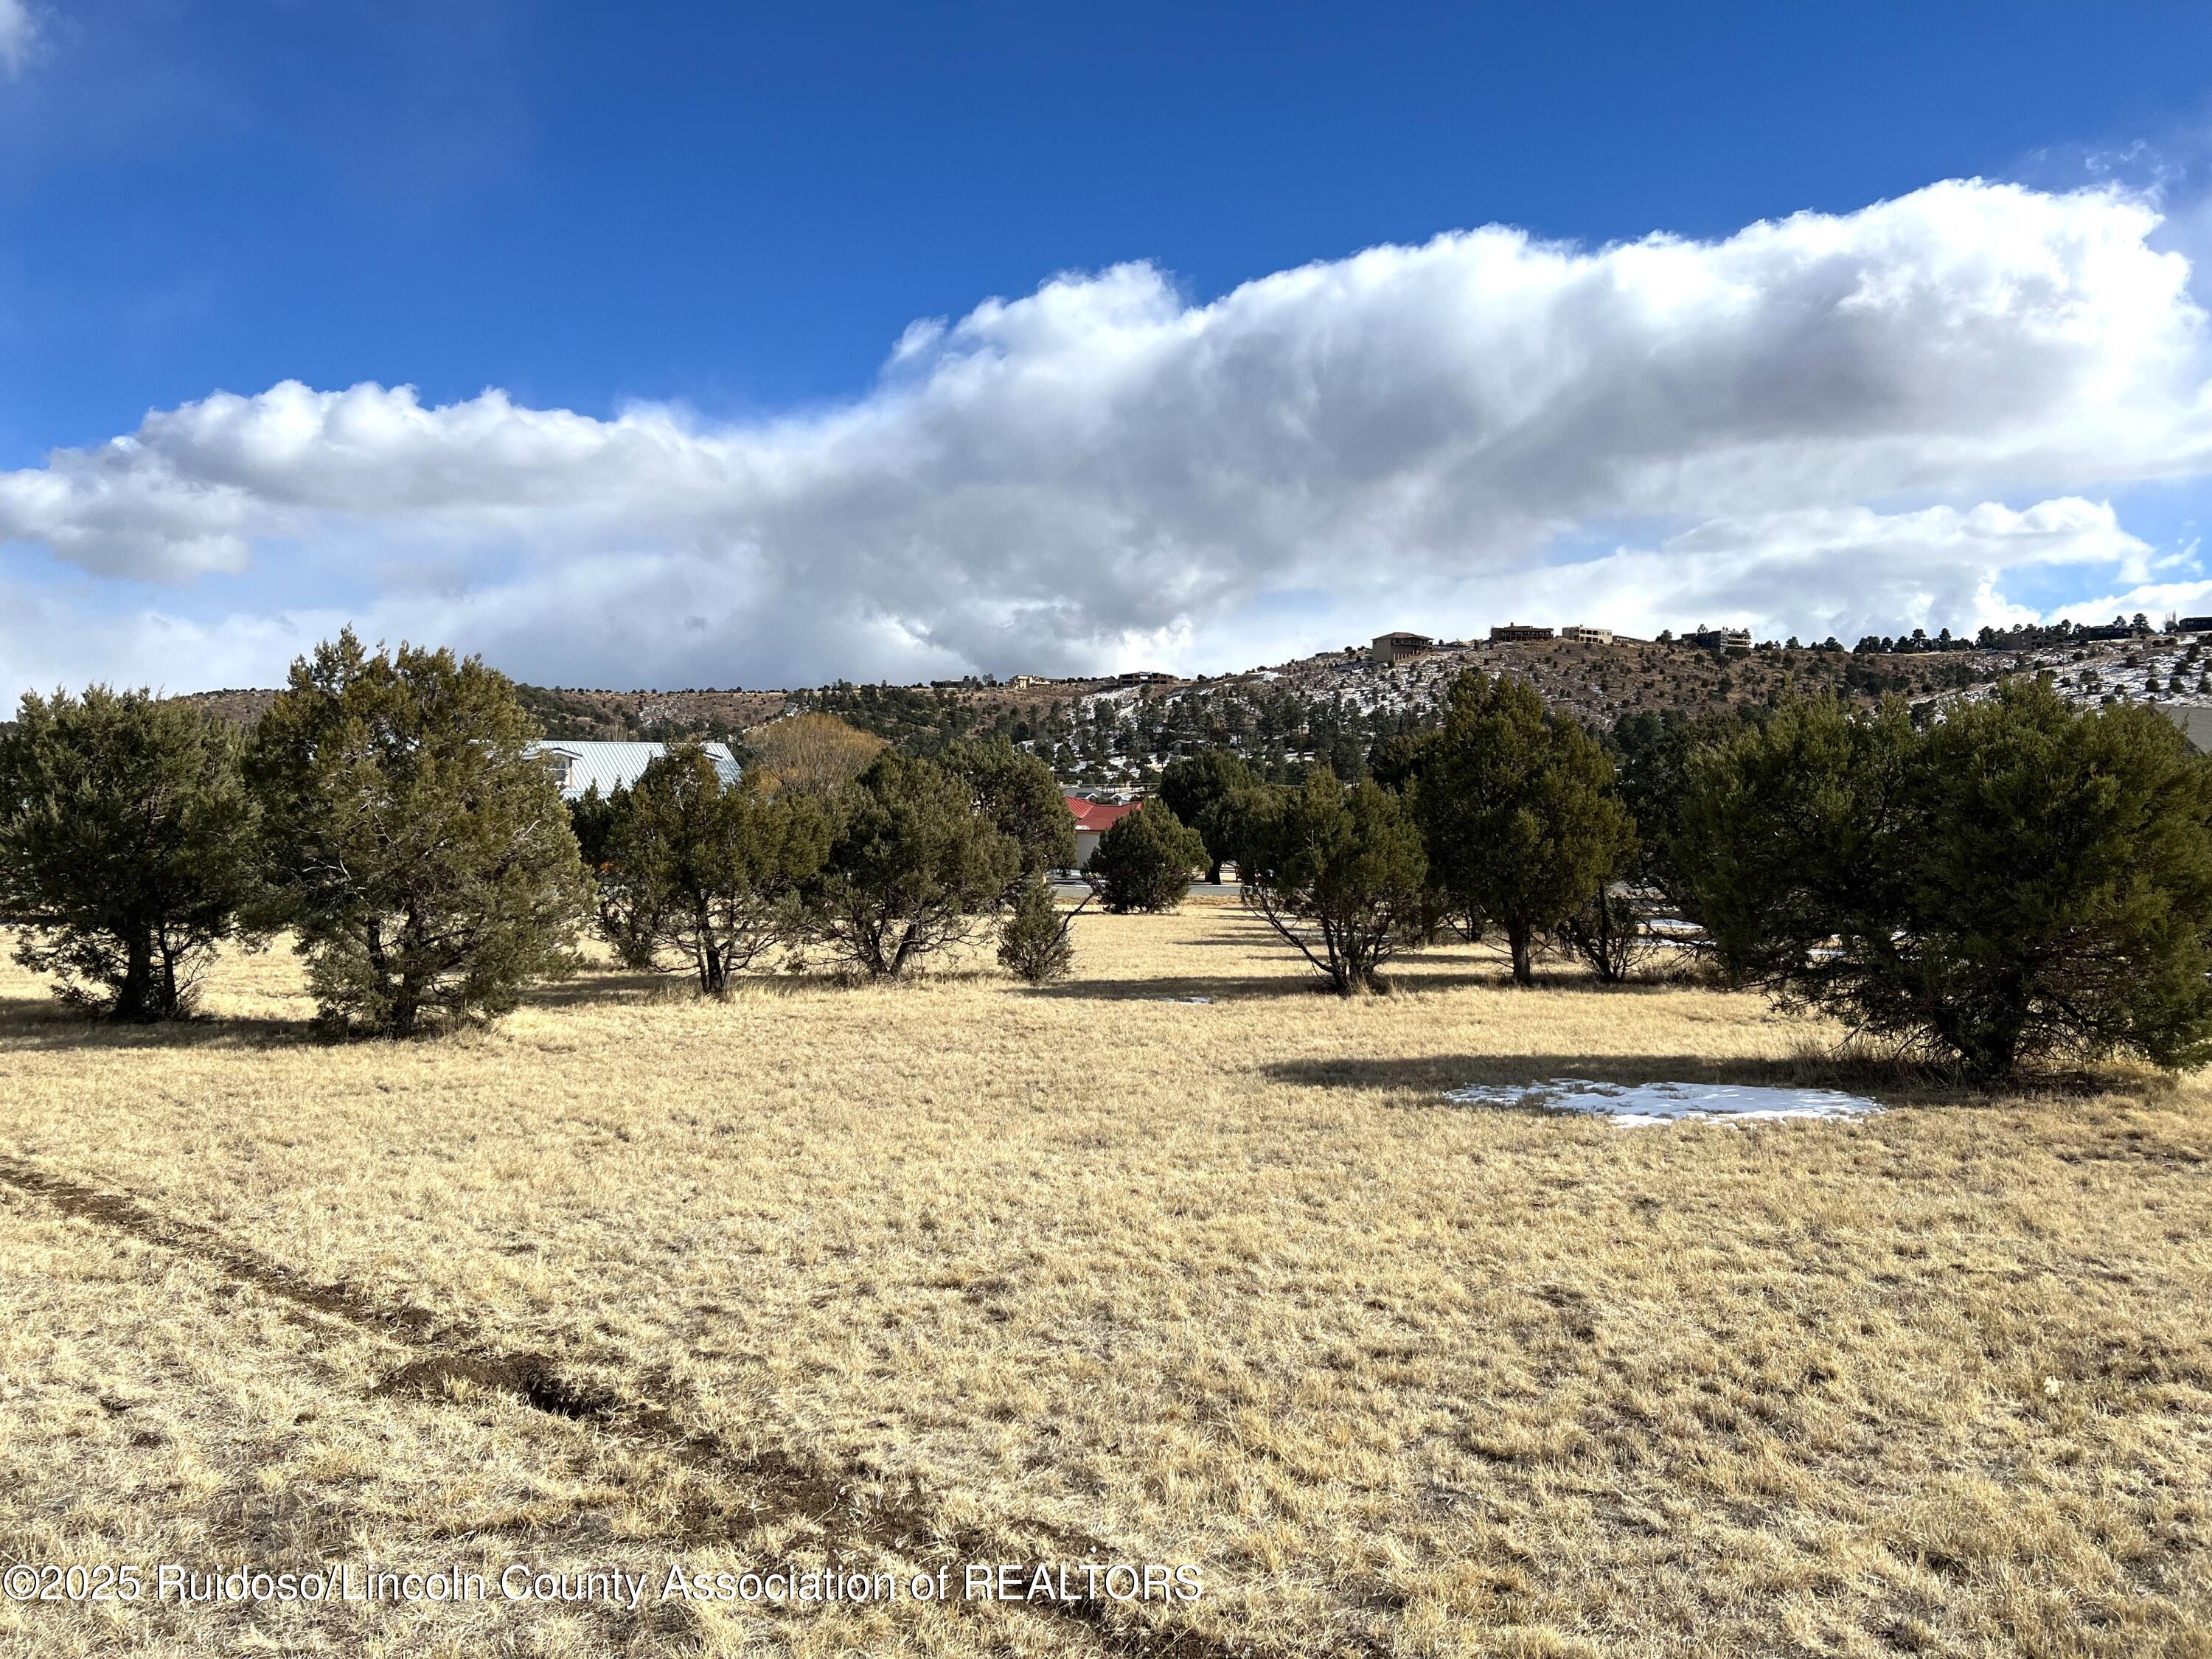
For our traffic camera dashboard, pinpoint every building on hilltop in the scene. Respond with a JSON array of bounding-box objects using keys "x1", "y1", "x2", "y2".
[
  {"x1": 1369, "y1": 631, "x2": 1435, "y2": 664},
  {"x1": 1065, "y1": 795, "x2": 1139, "y2": 869},
  {"x1": 526, "y1": 740, "x2": 742, "y2": 801},
  {"x1": 1560, "y1": 625, "x2": 1615, "y2": 644},
  {"x1": 1684, "y1": 625, "x2": 1753, "y2": 650},
  {"x1": 1488, "y1": 623, "x2": 1554, "y2": 643}
]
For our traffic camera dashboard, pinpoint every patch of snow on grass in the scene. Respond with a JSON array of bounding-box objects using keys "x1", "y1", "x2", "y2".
[{"x1": 1442, "y1": 1078, "x2": 1882, "y2": 1128}]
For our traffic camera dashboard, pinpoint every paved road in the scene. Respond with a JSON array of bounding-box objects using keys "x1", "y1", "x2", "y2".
[{"x1": 1052, "y1": 880, "x2": 1242, "y2": 900}]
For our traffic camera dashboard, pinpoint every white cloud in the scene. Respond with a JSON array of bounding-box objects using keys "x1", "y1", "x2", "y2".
[
  {"x1": 3, "y1": 177, "x2": 2212, "y2": 690},
  {"x1": 0, "y1": 0, "x2": 36, "y2": 76}
]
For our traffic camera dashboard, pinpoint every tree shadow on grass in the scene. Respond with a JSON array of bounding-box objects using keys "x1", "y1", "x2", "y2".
[
  {"x1": 0, "y1": 992, "x2": 321, "y2": 1053},
  {"x1": 518, "y1": 967, "x2": 680, "y2": 1008}
]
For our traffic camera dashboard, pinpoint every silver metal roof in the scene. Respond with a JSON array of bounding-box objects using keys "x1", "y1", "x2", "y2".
[
  {"x1": 526, "y1": 740, "x2": 742, "y2": 800},
  {"x1": 2162, "y1": 706, "x2": 2212, "y2": 754}
]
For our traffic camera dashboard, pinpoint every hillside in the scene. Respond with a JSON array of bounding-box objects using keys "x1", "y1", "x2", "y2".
[{"x1": 169, "y1": 625, "x2": 2212, "y2": 793}]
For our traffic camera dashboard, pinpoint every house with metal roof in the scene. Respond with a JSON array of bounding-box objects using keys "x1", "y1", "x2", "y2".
[{"x1": 526, "y1": 740, "x2": 742, "y2": 801}]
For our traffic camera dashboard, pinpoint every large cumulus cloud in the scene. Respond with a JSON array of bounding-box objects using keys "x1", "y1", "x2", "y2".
[{"x1": 4, "y1": 177, "x2": 2211, "y2": 691}]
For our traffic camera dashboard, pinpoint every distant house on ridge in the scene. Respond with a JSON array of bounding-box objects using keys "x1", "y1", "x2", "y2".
[{"x1": 1370, "y1": 631, "x2": 1434, "y2": 664}]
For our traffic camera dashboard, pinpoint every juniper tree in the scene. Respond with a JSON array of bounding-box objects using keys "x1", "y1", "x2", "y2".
[
  {"x1": 1678, "y1": 681, "x2": 2212, "y2": 1081},
  {"x1": 1089, "y1": 802, "x2": 1208, "y2": 914},
  {"x1": 1414, "y1": 672, "x2": 1635, "y2": 984},
  {"x1": 247, "y1": 630, "x2": 591, "y2": 1035},
  {"x1": 610, "y1": 744, "x2": 829, "y2": 992},
  {"x1": 1158, "y1": 750, "x2": 1258, "y2": 882},
  {"x1": 1239, "y1": 770, "x2": 1428, "y2": 995},
  {"x1": 942, "y1": 738, "x2": 1077, "y2": 879},
  {"x1": 0, "y1": 687, "x2": 260, "y2": 1019},
  {"x1": 807, "y1": 751, "x2": 1020, "y2": 978},
  {"x1": 997, "y1": 872, "x2": 1080, "y2": 984}
]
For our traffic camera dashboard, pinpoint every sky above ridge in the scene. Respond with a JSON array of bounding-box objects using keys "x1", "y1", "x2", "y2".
[{"x1": 4, "y1": 1, "x2": 2212, "y2": 690}]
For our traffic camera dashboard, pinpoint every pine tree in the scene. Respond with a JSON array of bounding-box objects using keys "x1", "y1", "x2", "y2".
[
  {"x1": 570, "y1": 783, "x2": 661, "y2": 969},
  {"x1": 247, "y1": 630, "x2": 591, "y2": 1035},
  {"x1": 942, "y1": 738, "x2": 1077, "y2": 878},
  {"x1": 0, "y1": 688, "x2": 260, "y2": 1019}
]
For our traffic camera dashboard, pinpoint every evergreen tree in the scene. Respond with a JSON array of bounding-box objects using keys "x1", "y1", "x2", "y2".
[
  {"x1": 248, "y1": 630, "x2": 591, "y2": 1035},
  {"x1": 1678, "y1": 681, "x2": 2212, "y2": 1080},
  {"x1": 1606, "y1": 706, "x2": 1758, "y2": 915},
  {"x1": 942, "y1": 738, "x2": 1077, "y2": 878},
  {"x1": 570, "y1": 782, "x2": 661, "y2": 969},
  {"x1": 1240, "y1": 770, "x2": 1428, "y2": 994},
  {"x1": 1415, "y1": 672, "x2": 1635, "y2": 984},
  {"x1": 807, "y1": 751, "x2": 1020, "y2": 978},
  {"x1": 610, "y1": 744, "x2": 830, "y2": 992},
  {"x1": 0, "y1": 688, "x2": 260, "y2": 1019},
  {"x1": 1088, "y1": 802, "x2": 1208, "y2": 913},
  {"x1": 1158, "y1": 749, "x2": 1257, "y2": 882},
  {"x1": 998, "y1": 872, "x2": 1080, "y2": 984}
]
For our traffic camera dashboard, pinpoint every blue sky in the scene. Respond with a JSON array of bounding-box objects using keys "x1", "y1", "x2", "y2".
[{"x1": 4, "y1": 1, "x2": 2212, "y2": 689}]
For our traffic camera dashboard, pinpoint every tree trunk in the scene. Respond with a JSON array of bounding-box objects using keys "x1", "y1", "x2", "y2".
[
  {"x1": 1207, "y1": 858, "x2": 1223, "y2": 884},
  {"x1": 1508, "y1": 920, "x2": 1534, "y2": 986},
  {"x1": 156, "y1": 932, "x2": 181, "y2": 1015},
  {"x1": 115, "y1": 929, "x2": 155, "y2": 1022},
  {"x1": 387, "y1": 915, "x2": 424, "y2": 1037}
]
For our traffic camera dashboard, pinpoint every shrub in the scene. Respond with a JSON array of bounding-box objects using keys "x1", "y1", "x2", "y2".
[
  {"x1": 1413, "y1": 671, "x2": 1635, "y2": 983},
  {"x1": 248, "y1": 630, "x2": 591, "y2": 1035},
  {"x1": 1678, "y1": 681, "x2": 2212, "y2": 1081},
  {"x1": 807, "y1": 751, "x2": 1020, "y2": 978},
  {"x1": 609, "y1": 744, "x2": 830, "y2": 992},
  {"x1": 1240, "y1": 770, "x2": 1428, "y2": 995},
  {"x1": 1553, "y1": 888, "x2": 1651, "y2": 984},
  {"x1": 998, "y1": 872, "x2": 1078, "y2": 984},
  {"x1": 0, "y1": 687, "x2": 260, "y2": 1019},
  {"x1": 1089, "y1": 803, "x2": 1207, "y2": 913}
]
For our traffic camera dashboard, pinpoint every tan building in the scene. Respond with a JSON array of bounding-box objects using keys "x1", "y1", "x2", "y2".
[
  {"x1": 1489, "y1": 623, "x2": 1554, "y2": 642},
  {"x1": 1369, "y1": 631, "x2": 1434, "y2": 664},
  {"x1": 1560, "y1": 625, "x2": 1614, "y2": 644}
]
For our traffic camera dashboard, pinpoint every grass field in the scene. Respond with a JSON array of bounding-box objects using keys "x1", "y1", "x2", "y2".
[{"x1": 0, "y1": 903, "x2": 2208, "y2": 1657}]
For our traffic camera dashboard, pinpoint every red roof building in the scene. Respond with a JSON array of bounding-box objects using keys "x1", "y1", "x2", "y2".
[{"x1": 1065, "y1": 795, "x2": 1138, "y2": 869}]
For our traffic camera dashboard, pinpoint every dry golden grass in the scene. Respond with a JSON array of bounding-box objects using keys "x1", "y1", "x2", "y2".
[{"x1": 0, "y1": 904, "x2": 2208, "y2": 1657}]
